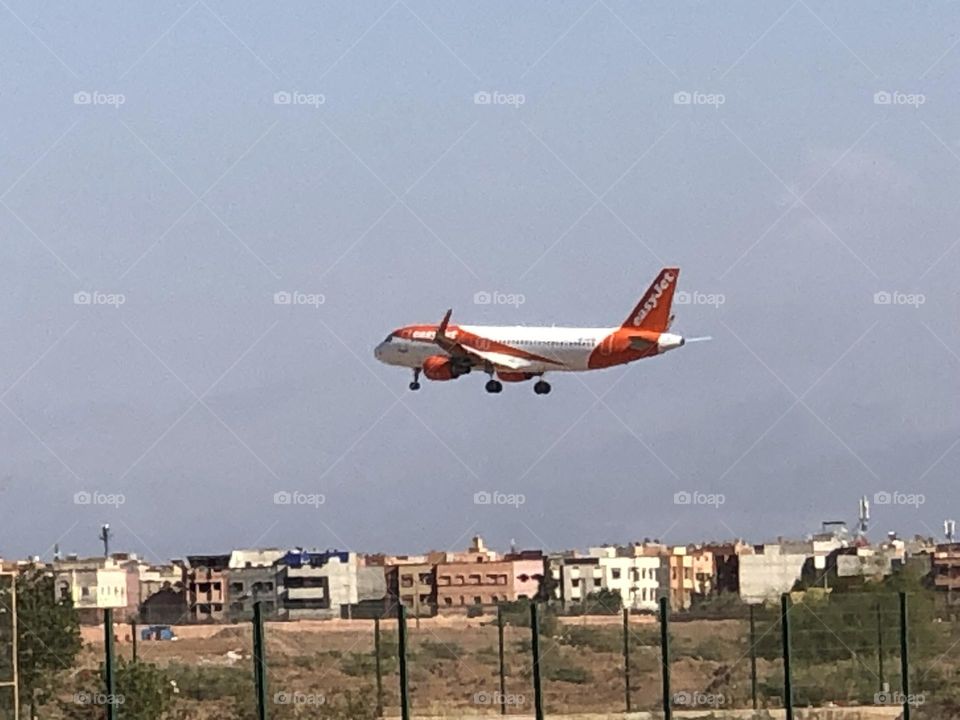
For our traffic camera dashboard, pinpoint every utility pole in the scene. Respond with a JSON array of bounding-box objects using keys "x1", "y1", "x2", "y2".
[{"x1": 99, "y1": 524, "x2": 111, "y2": 558}]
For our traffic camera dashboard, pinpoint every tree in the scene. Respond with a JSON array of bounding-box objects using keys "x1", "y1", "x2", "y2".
[
  {"x1": 3, "y1": 567, "x2": 82, "y2": 713},
  {"x1": 61, "y1": 658, "x2": 179, "y2": 720}
]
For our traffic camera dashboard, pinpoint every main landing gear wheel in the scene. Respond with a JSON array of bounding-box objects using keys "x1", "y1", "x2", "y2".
[
  {"x1": 485, "y1": 379, "x2": 503, "y2": 394},
  {"x1": 409, "y1": 369, "x2": 421, "y2": 391},
  {"x1": 534, "y1": 380, "x2": 551, "y2": 395}
]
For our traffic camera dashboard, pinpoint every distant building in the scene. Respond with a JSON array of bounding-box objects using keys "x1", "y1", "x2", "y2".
[
  {"x1": 435, "y1": 550, "x2": 544, "y2": 612},
  {"x1": 138, "y1": 563, "x2": 183, "y2": 604},
  {"x1": 702, "y1": 542, "x2": 744, "y2": 595},
  {"x1": 276, "y1": 550, "x2": 363, "y2": 620},
  {"x1": 738, "y1": 544, "x2": 810, "y2": 604},
  {"x1": 228, "y1": 566, "x2": 278, "y2": 621},
  {"x1": 557, "y1": 556, "x2": 601, "y2": 606},
  {"x1": 932, "y1": 543, "x2": 960, "y2": 602},
  {"x1": 587, "y1": 546, "x2": 664, "y2": 612},
  {"x1": 183, "y1": 554, "x2": 230, "y2": 623},
  {"x1": 229, "y1": 549, "x2": 285, "y2": 570},
  {"x1": 385, "y1": 561, "x2": 436, "y2": 617},
  {"x1": 225, "y1": 549, "x2": 284, "y2": 621},
  {"x1": 53, "y1": 556, "x2": 132, "y2": 624}
]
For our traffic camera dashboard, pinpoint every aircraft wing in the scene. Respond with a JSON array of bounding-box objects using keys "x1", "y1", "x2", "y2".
[
  {"x1": 432, "y1": 309, "x2": 547, "y2": 372},
  {"x1": 460, "y1": 346, "x2": 538, "y2": 371}
]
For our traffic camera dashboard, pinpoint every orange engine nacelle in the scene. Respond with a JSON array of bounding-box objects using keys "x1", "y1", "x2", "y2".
[
  {"x1": 422, "y1": 355, "x2": 464, "y2": 381},
  {"x1": 497, "y1": 371, "x2": 535, "y2": 383}
]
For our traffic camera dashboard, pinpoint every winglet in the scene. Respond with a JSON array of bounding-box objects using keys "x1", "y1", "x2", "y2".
[
  {"x1": 434, "y1": 309, "x2": 456, "y2": 352},
  {"x1": 437, "y1": 308, "x2": 452, "y2": 338}
]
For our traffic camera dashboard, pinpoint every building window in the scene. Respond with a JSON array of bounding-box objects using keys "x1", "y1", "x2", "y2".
[
  {"x1": 473, "y1": 596, "x2": 482, "y2": 605},
  {"x1": 444, "y1": 597, "x2": 453, "y2": 606},
  {"x1": 611, "y1": 569, "x2": 621, "y2": 580},
  {"x1": 593, "y1": 578, "x2": 601, "y2": 588},
  {"x1": 572, "y1": 579, "x2": 580, "y2": 588},
  {"x1": 401, "y1": 576, "x2": 413, "y2": 588}
]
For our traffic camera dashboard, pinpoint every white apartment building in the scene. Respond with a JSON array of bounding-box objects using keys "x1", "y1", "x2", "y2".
[
  {"x1": 589, "y1": 547, "x2": 663, "y2": 611},
  {"x1": 54, "y1": 557, "x2": 129, "y2": 622},
  {"x1": 555, "y1": 547, "x2": 664, "y2": 612}
]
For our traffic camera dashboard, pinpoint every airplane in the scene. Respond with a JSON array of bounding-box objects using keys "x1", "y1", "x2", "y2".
[{"x1": 374, "y1": 267, "x2": 706, "y2": 395}]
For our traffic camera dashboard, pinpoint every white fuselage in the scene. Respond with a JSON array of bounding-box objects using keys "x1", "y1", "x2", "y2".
[
  {"x1": 374, "y1": 325, "x2": 685, "y2": 373},
  {"x1": 375, "y1": 325, "x2": 614, "y2": 372}
]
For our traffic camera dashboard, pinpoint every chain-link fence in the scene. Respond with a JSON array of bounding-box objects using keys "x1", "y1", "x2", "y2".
[{"x1": 2, "y1": 589, "x2": 959, "y2": 718}]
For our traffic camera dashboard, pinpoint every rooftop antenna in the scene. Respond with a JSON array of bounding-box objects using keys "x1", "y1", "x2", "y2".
[
  {"x1": 99, "y1": 524, "x2": 111, "y2": 558},
  {"x1": 858, "y1": 495, "x2": 870, "y2": 536},
  {"x1": 946, "y1": 519, "x2": 956, "y2": 543}
]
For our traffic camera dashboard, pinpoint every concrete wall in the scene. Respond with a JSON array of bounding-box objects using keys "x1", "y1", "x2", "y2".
[{"x1": 739, "y1": 551, "x2": 808, "y2": 604}]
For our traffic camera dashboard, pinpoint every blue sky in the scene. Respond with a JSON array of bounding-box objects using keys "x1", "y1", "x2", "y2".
[{"x1": 2, "y1": 1, "x2": 959, "y2": 560}]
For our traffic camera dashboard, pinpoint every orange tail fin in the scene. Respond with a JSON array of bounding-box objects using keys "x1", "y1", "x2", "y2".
[{"x1": 622, "y1": 267, "x2": 680, "y2": 332}]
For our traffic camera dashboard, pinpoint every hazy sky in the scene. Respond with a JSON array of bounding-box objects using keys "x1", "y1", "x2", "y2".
[{"x1": 2, "y1": 1, "x2": 959, "y2": 562}]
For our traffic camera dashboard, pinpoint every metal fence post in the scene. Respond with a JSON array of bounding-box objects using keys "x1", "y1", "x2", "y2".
[
  {"x1": 659, "y1": 596, "x2": 671, "y2": 720},
  {"x1": 374, "y1": 616, "x2": 384, "y2": 718},
  {"x1": 749, "y1": 604, "x2": 758, "y2": 710},
  {"x1": 130, "y1": 619, "x2": 138, "y2": 662},
  {"x1": 530, "y1": 602, "x2": 544, "y2": 720},
  {"x1": 876, "y1": 601, "x2": 885, "y2": 691},
  {"x1": 398, "y1": 604, "x2": 411, "y2": 720},
  {"x1": 497, "y1": 603, "x2": 507, "y2": 716},
  {"x1": 103, "y1": 608, "x2": 116, "y2": 720},
  {"x1": 622, "y1": 608, "x2": 632, "y2": 713},
  {"x1": 252, "y1": 601, "x2": 268, "y2": 720},
  {"x1": 780, "y1": 594, "x2": 793, "y2": 720},
  {"x1": 899, "y1": 592, "x2": 911, "y2": 720}
]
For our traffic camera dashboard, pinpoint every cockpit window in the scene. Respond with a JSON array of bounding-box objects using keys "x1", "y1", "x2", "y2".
[{"x1": 382, "y1": 334, "x2": 393, "y2": 343}]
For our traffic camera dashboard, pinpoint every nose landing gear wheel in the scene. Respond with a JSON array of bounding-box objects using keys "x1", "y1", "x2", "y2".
[
  {"x1": 409, "y1": 369, "x2": 421, "y2": 391},
  {"x1": 534, "y1": 380, "x2": 551, "y2": 395},
  {"x1": 485, "y1": 379, "x2": 503, "y2": 394}
]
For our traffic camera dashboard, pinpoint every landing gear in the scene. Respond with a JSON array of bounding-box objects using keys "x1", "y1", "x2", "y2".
[
  {"x1": 409, "y1": 369, "x2": 421, "y2": 391},
  {"x1": 485, "y1": 379, "x2": 503, "y2": 394},
  {"x1": 534, "y1": 379, "x2": 551, "y2": 395}
]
